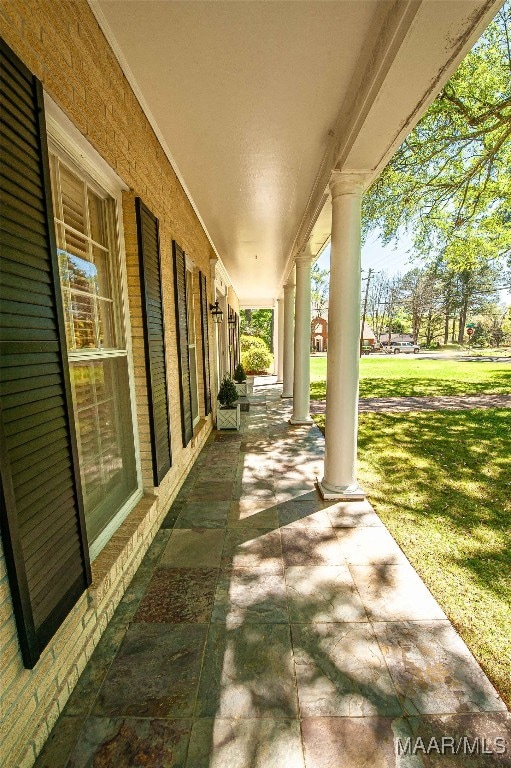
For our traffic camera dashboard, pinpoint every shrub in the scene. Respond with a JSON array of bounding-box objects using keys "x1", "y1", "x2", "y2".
[
  {"x1": 234, "y1": 363, "x2": 246, "y2": 383},
  {"x1": 240, "y1": 334, "x2": 267, "y2": 352},
  {"x1": 241, "y1": 346, "x2": 273, "y2": 375},
  {"x1": 217, "y1": 374, "x2": 238, "y2": 408}
]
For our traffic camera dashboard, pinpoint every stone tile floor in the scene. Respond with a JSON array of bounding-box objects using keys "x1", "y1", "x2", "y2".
[{"x1": 36, "y1": 385, "x2": 510, "y2": 768}]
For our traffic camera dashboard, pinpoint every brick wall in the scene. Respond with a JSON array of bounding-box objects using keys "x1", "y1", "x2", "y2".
[{"x1": 0, "y1": 2, "x2": 229, "y2": 765}]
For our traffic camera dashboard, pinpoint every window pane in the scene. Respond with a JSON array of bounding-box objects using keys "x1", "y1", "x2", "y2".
[
  {"x1": 97, "y1": 298, "x2": 115, "y2": 349},
  {"x1": 60, "y1": 165, "x2": 86, "y2": 234},
  {"x1": 71, "y1": 291, "x2": 96, "y2": 349},
  {"x1": 186, "y1": 270, "x2": 196, "y2": 344},
  {"x1": 186, "y1": 269, "x2": 199, "y2": 423},
  {"x1": 88, "y1": 190, "x2": 107, "y2": 246},
  {"x1": 68, "y1": 252, "x2": 97, "y2": 293},
  {"x1": 189, "y1": 345, "x2": 199, "y2": 423},
  {"x1": 65, "y1": 229, "x2": 89, "y2": 264},
  {"x1": 61, "y1": 287, "x2": 74, "y2": 350},
  {"x1": 92, "y1": 245, "x2": 113, "y2": 300},
  {"x1": 70, "y1": 359, "x2": 137, "y2": 544}
]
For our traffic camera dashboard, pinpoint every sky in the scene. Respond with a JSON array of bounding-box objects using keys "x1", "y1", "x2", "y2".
[
  {"x1": 316, "y1": 231, "x2": 417, "y2": 280},
  {"x1": 316, "y1": 233, "x2": 511, "y2": 305}
]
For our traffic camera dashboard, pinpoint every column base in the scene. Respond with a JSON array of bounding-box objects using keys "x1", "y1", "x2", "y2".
[
  {"x1": 316, "y1": 478, "x2": 365, "y2": 501},
  {"x1": 281, "y1": 392, "x2": 293, "y2": 399},
  {"x1": 289, "y1": 416, "x2": 314, "y2": 425}
]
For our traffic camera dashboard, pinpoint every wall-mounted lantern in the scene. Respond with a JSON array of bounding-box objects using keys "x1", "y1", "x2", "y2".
[{"x1": 209, "y1": 301, "x2": 224, "y2": 324}]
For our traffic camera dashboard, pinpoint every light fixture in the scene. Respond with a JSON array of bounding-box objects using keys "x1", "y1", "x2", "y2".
[{"x1": 209, "y1": 301, "x2": 224, "y2": 324}]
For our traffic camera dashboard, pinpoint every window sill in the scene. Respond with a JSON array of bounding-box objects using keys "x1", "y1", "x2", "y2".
[{"x1": 88, "y1": 492, "x2": 158, "y2": 607}]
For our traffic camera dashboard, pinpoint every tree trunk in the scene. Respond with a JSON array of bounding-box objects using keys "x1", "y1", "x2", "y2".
[
  {"x1": 444, "y1": 295, "x2": 450, "y2": 345},
  {"x1": 425, "y1": 309, "x2": 434, "y2": 346},
  {"x1": 458, "y1": 297, "x2": 469, "y2": 345},
  {"x1": 451, "y1": 317, "x2": 456, "y2": 343}
]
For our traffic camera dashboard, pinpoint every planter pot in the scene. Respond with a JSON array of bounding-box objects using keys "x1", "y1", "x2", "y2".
[
  {"x1": 216, "y1": 404, "x2": 241, "y2": 430},
  {"x1": 234, "y1": 382, "x2": 248, "y2": 397}
]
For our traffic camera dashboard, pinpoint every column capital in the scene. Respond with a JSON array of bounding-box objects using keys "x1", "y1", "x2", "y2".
[
  {"x1": 329, "y1": 170, "x2": 370, "y2": 199},
  {"x1": 284, "y1": 280, "x2": 295, "y2": 292},
  {"x1": 294, "y1": 254, "x2": 314, "y2": 268}
]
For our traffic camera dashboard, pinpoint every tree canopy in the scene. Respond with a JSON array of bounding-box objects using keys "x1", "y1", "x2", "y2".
[
  {"x1": 240, "y1": 309, "x2": 273, "y2": 350},
  {"x1": 311, "y1": 263, "x2": 330, "y2": 316},
  {"x1": 363, "y1": 2, "x2": 511, "y2": 272}
]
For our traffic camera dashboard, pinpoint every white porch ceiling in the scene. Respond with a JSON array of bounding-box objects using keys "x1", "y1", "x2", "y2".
[{"x1": 94, "y1": 0, "x2": 501, "y2": 302}]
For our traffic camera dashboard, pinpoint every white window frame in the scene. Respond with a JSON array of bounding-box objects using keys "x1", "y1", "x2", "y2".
[
  {"x1": 45, "y1": 94, "x2": 143, "y2": 562},
  {"x1": 185, "y1": 256, "x2": 200, "y2": 427}
]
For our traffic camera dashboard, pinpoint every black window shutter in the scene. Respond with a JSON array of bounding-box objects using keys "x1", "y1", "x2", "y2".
[
  {"x1": 135, "y1": 198, "x2": 172, "y2": 485},
  {"x1": 199, "y1": 272, "x2": 212, "y2": 415},
  {"x1": 173, "y1": 241, "x2": 193, "y2": 446},
  {"x1": 0, "y1": 38, "x2": 91, "y2": 668}
]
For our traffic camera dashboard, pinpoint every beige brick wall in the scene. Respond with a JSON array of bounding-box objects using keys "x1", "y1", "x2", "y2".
[
  {"x1": 0, "y1": 2, "x2": 233, "y2": 765},
  {"x1": 228, "y1": 286, "x2": 241, "y2": 316}
]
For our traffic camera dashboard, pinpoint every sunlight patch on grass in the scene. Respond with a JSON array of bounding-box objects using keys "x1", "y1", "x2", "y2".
[
  {"x1": 310, "y1": 357, "x2": 511, "y2": 399},
  {"x1": 312, "y1": 408, "x2": 511, "y2": 706}
]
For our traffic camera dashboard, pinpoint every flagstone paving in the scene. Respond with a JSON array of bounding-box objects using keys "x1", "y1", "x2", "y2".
[{"x1": 35, "y1": 385, "x2": 509, "y2": 768}]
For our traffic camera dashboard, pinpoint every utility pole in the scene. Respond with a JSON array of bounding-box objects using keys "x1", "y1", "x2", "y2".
[{"x1": 360, "y1": 268, "x2": 373, "y2": 356}]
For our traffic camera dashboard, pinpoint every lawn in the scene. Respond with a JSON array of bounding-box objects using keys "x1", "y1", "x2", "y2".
[
  {"x1": 313, "y1": 408, "x2": 511, "y2": 707},
  {"x1": 310, "y1": 356, "x2": 511, "y2": 399}
]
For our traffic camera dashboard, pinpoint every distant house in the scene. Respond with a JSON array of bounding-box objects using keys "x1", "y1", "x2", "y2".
[
  {"x1": 311, "y1": 313, "x2": 328, "y2": 351},
  {"x1": 311, "y1": 313, "x2": 376, "y2": 351},
  {"x1": 361, "y1": 322, "x2": 376, "y2": 346}
]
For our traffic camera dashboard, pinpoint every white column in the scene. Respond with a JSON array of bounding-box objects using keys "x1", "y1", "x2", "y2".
[
  {"x1": 272, "y1": 302, "x2": 278, "y2": 376},
  {"x1": 281, "y1": 277, "x2": 295, "y2": 398},
  {"x1": 290, "y1": 248, "x2": 313, "y2": 424},
  {"x1": 276, "y1": 295, "x2": 284, "y2": 383},
  {"x1": 319, "y1": 171, "x2": 368, "y2": 500}
]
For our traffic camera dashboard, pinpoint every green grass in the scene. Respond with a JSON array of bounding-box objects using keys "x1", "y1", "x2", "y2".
[
  {"x1": 313, "y1": 408, "x2": 511, "y2": 707},
  {"x1": 310, "y1": 356, "x2": 511, "y2": 399}
]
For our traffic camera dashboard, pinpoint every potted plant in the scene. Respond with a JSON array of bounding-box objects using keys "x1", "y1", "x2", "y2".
[
  {"x1": 216, "y1": 374, "x2": 241, "y2": 430},
  {"x1": 233, "y1": 362, "x2": 248, "y2": 397}
]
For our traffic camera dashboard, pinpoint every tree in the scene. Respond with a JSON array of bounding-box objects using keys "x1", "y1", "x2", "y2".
[
  {"x1": 240, "y1": 308, "x2": 273, "y2": 350},
  {"x1": 311, "y1": 263, "x2": 330, "y2": 317},
  {"x1": 363, "y1": 2, "x2": 511, "y2": 267},
  {"x1": 501, "y1": 307, "x2": 511, "y2": 343},
  {"x1": 401, "y1": 266, "x2": 443, "y2": 343},
  {"x1": 382, "y1": 274, "x2": 403, "y2": 343},
  {"x1": 366, "y1": 272, "x2": 389, "y2": 341}
]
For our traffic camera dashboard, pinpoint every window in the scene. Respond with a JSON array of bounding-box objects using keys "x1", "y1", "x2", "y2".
[
  {"x1": 49, "y1": 154, "x2": 139, "y2": 556},
  {"x1": 186, "y1": 267, "x2": 200, "y2": 426}
]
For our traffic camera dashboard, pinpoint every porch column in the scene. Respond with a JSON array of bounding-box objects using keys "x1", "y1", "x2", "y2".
[
  {"x1": 281, "y1": 277, "x2": 295, "y2": 398},
  {"x1": 276, "y1": 295, "x2": 284, "y2": 383},
  {"x1": 290, "y1": 247, "x2": 313, "y2": 424},
  {"x1": 319, "y1": 171, "x2": 367, "y2": 500}
]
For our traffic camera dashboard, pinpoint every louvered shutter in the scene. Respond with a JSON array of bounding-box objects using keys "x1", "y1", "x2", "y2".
[
  {"x1": 173, "y1": 242, "x2": 193, "y2": 446},
  {"x1": 0, "y1": 38, "x2": 91, "y2": 668},
  {"x1": 135, "y1": 198, "x2": 172, "y2": 485},
  {"x1": 199, "y1": 272, "x2": 212, "y2": 415}
]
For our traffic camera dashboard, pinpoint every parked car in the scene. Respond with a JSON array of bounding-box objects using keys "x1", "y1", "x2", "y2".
[{"x1": 387, "y1": 341, "x2": 420, "y2": 354}]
